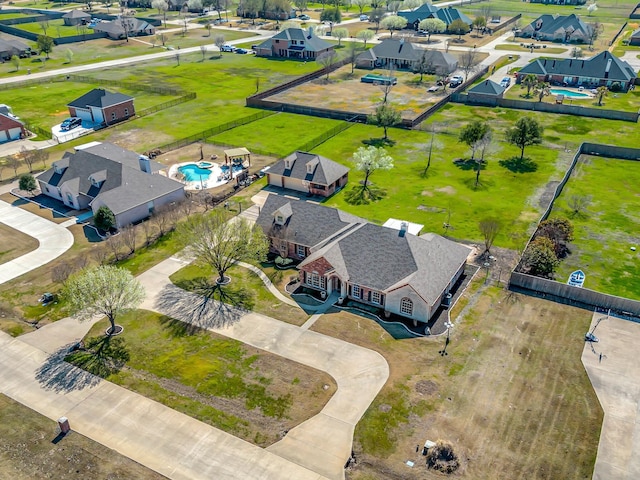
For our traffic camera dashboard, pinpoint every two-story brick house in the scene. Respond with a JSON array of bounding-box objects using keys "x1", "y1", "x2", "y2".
[{"x1": 254, "y1": 27, "x2": 334, "y2": 60}]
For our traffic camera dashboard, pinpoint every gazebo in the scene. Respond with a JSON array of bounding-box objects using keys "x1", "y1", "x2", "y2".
[{"x1": 224, "y1": 147, "x2": 251, "y2": 167}]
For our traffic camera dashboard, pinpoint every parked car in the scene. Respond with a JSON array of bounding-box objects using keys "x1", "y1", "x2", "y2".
[
  {"x1": 427, "y1": 84, "x2": 441, "y2": 92},
  {"x1": 416, "y1": 30, "x2": 427, "y2": 37},
  {"x1": 60, "y1": 117, "x2": 82, "y2": 131},
  {"x1": 299, "y1": 14, "x2": 311, "y2": 20},
  {"x1": 500, "y1": 76, "x2": 511, "y2": 88},
  {"x1": 235, "y1": 48, "x2": 249, "y2": 54},
  {"x1": 360, "y1": 14, "x2": 369, "y2": 21},
  {"x1": 449, "y1": 75, "x2": 463, "y2": 87},
  {"x1": 221, "y1": 44, "x2": 236, "y2": 52}
]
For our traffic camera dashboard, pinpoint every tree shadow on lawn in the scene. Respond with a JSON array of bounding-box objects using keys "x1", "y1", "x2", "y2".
[
  {"x1": 453, "y1": 158, "x2": 486, "y2": 171},
  {"x1": 499, "y1": 156, "x2": 538, "y2": 173},
  {"x1": 35, "y1": 336, "x2": 129, "y2": 391},
  {"x1": 155, "y1": 278, "x2": 253, "y2": 334},
  {"x1": 362, "y1": 137, "x2": 396, "y2": 148},
  {"x1": 344, "y1": 185, "x2": 387, "y2": 205}
]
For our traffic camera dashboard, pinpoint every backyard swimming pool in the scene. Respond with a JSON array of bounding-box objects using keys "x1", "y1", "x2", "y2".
[
  {"x1": 550, "y1": 89, "x2": 590, "y2": 98},
  {"x1": 179, "y1": 163, "x2": 212, "y2": 182}
]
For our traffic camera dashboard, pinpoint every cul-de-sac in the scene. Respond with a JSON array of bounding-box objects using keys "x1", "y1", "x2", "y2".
[{"x1": 1, "y1": 0, "x2": 639, "y2": 477}]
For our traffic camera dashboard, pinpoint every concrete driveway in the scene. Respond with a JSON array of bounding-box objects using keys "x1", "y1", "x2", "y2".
[
  {"x1": 136, "y1": 256, "x2": 390, "y2": 480},
  {"x1": 582, "y1": 312, "x2": 640, "y2": 480},
  {"x1": 0, "y1": 199, "x2": 74, "y2": 285}
]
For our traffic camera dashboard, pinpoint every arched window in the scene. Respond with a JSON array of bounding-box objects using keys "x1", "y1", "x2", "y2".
[{"x1": 400, "y1": 297, "x2": 413, "y2": 316}]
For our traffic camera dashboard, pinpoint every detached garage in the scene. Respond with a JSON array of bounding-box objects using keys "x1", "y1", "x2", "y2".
[{"x1": 0, "y1": 113, "x2": 26, "y2": 143}]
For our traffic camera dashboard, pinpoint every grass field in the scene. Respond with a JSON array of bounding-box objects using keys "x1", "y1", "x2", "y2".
[
  {"x1": 0, "y1": 223, "x2": 39, "y2": 265},
  {"x1": 169, "y1": 262, "x2": 310, "y2": 325},
  {"x1": 6, "y1": 80, "x2": 177, "y2": 133},
  {"x1": 549, "y1": 155, "x2": 640, "y2": 300},
  {"x1": 15, "y1": 18, "x2": 81, "y2": 38},
  {"x1": 209, "y1": 112, "x2": 343, "y2": 157},
  {"x1": 72, "y1": 310, "x2": 334, "y2": 446},
  {"x1": 0, "y1": 394, "x2": 166, "y2": 480},
  {"x1": 310, "y1": 286, "x2": 602, "y2": 480}
]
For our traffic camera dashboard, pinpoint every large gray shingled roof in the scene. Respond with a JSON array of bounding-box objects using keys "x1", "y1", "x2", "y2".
[
  {"x1": 300, "y1": 223, "x2": 470, "y2": 306},
  {"x1": 268, "y1": 151, "x2": 349, "y2": 186},
  {"x1": 67, "y1": 88, "x2": 133, "y2": 109},
  {"x1": 256, "y1": 194, "x2": 365, "y2": 249}
]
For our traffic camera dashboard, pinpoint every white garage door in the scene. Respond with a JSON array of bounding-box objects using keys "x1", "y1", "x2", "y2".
[
  {"x1": 8, "y1": 127, "x2": 22, "y2": 140},
  {"x1": 283, "y1": 177, "x2": 306, "y2": 193},
  {"x1": 0, "y1": 131, "x2": 7, "y2": 143}
]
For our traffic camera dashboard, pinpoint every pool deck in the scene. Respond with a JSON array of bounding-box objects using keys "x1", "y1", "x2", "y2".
[{"x1": 168, "y1": 161, "x2": 247, "y2": 191}]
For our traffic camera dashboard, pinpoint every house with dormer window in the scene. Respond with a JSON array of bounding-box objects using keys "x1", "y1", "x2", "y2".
[
  {"x1": 266, "y1": 151, "x2": 349, "y2": 197},
  {"x1": 254, "y1": 27, "x2": 334, "y2": 59},
  {"x1": 36, "y1": 142, "x2": 184, "y2": 228},
  {"x1": 256, "y1": 195, "x2": 471, "y2": 324}
]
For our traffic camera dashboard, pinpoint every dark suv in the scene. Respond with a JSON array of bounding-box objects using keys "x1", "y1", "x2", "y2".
[{"x1": 60, "y1": 117, "x2": 82, "y2": 131}]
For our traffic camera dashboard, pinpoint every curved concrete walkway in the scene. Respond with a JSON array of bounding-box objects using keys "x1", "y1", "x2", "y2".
[
  {"x1": 236, "y1": 260, "x2": 300, "y2": 308},
  {"x1": 137, "y1": 257, "x2": 390, "y2": 480},
  {"x1": 0, "y1": 199, "x2": 74, "y2": 285}
]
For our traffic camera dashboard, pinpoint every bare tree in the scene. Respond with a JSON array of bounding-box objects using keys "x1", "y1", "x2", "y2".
[
  {"x1": 479, "y1": 217, "x2": 501, "y2": 254},
  {"x1": 459, "y1": 48, "x2": 480, "y2": 81},
  {"x1": 92, "y1": 245, "x2": 110, "y2": 265},
  {"x1": 200, "y1": 45, "x2": 207, "y2": 61},
  {"x1": 140, "y1": 219, "x2": 157, "y2": 246},
  {"x1": 346, "y1": 40, "x2": 362, "y2": 73},
  {"x1": 214, "y1": 35, "x2": 225, "y2": 57},
  {"x1": 7, "y1": 153, "x2": 22, "y2": 178},
  {"x1": 317, "y1": 50, "x2": 339, "y2": 81},
  {"x1": 152, "y1": 204, "x2": 173, "y2": 236},
  {"x1": 423, "y1": 123, "x2": 443, "y2": 175},
  {"x1": 19, "y1": 147, "x2": 36, "y2": 173},
  {"x1": 120, "y1": 224, "x2": 137, "y2": 255},
  {"x1": 106, "y1": 233, "x2": 124, "y2": 262},
  {"x1": 568, "y1": 194, "x2": 592, "y2": 216},
  {"x1": 39, "y1": 20, "x2": 49, "y2": 36}
]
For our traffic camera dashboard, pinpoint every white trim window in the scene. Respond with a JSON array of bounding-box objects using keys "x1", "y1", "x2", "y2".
[
  {"x1": 352, "y1": 284, "x2": 361, "y2": 299},
  {"x1": 296, "y1": 244, "x2": 305, "y2": 257},
  {"x1": 307, "y1": 272, "x2": 326, "y2": 289},
  {"x1": 371, "y1": 291, "x2": 381, "y2": 305},
  {"x1": 400, "y1": 297, "x2": 413, "y2": 316}
]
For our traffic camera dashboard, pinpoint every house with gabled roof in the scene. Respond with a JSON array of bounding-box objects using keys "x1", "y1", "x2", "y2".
[
  {"x1": 0, "y1": 37, "x2": 31, "y2": 61},
  {"x1": 356, "y1": 38, "x2": 458, "y2": 73},
  {"x1": 467, "y1": 79, "x2": 506, "y2": 104},
  {"x1": 0, "y1": 112, "x2": 26, "y2": 143},
  {"x1": 36, "y1": 142, "x2": 185, "y2": 228},
  {"x1": 399, "y1": 4, "x2": 472, "y2": 30},
  {"x1": 256, "y1": 194, "x2": 365, "y2": 261},
  {"x1": 518, "y1": 14, "x2": 591, "y2": 43},
  {"x1": 68, "y1": 88, "x2": 135, "y2": 126},
  {"x1": 266, "y1": 151, "x2": 349, "y2": 197},
  {"x1": 254, "y1": 27, "x2": 334, "y2": 59},
  {"x1": 93, "y1": 16, "x2": 155, "y2": 40},
  {"x1": 62, "y1": 9, "x2": 91, "y2": 26},
  {"x1": 256, "y1": 195, "x2": 471, "y2": 324},
  {"x1": 629, "y1": 28, "x2": 640, "y2": 46},
  {"x1": 515, "y1": 51, "x2": 637, "y2": 91}
]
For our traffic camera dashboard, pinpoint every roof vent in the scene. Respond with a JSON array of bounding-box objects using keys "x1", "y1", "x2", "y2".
[{"x1": 399, "y1": 222, "x2": 408, "y2": 237}]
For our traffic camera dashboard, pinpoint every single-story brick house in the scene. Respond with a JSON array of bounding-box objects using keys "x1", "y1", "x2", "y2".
[
  {"x1": 517, "y1": 14, "x2": 591, "y2": 43},
  {"x1": 356, "y1": 38, "x2": 458, "y2": 73},
  {"x1": 256, "y1": 195, "x2": 471, "y2": 324},
  {"x1": 67, "y1": 88, "x2": 135, "y2": 126},
  {"x1": 36, "y1": 142, "x2": 185, "y2": 228},
  {"x1": 62, "y1": 10, "x2": 91, "y2": 26},
  {"x1": 266, "y1": 151, "x2": 349, "y2": 197},
  {"x1": 254, "y1": 27, "x2": 334, "y2": 60},
  {"x1": 0, "y1": 37, "x2": 31, "y2": 61},
  {"x1": 0, "y1": 112, "x2": 26, "y2": 143},
  {"x1": 93, "y1": 16, "x2": 155, "y2": 40},
  {"x1": 515, "y1": 51, "x2": 637, "y2": 91}
]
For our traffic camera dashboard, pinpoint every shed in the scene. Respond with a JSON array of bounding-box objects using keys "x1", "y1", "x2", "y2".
[
  {"x1": 224, "y1": 147, "x2": 251, "y2": 167},
  {"x1": 466, "y1": 79, "x2": 505, "y2": 105},
  {"x1": 62, "y1": 10, "x2": 91, "y2": 26}
]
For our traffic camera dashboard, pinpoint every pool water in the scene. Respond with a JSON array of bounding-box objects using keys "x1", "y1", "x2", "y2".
[
  {"x1": 179, "y1": 163, "x2": 212, "y2": 182},
  {"x1": 550, "y1": 89, "x2": 590, "y2": 98}
]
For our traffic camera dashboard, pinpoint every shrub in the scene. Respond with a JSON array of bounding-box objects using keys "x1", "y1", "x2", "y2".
[
  {"x1": 425, "y1": 440, "x2": 460, "y2": 474},
  {"x1": 609, "y1": 82, "x2": 622, "y2": 92},
  {"x1": 275, "y1": 256, "x2": 293, "y2": 267}
]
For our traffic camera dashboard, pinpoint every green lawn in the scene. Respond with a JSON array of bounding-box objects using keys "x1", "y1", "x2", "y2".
[
  {"x1": 70, "y1": 310, "x2": 334, "y2": 446},
  {"x1": 494, "y1": 43, "x2": 568, "y2": 54},
  {"x1": 16, "y1": 19, "x2": 81, "y2": 38},
  {"x1": 170, "y1": 263, "x2": 310, "y2": 325},
  {"x1": 549, "y1": 155, "x2": 640, "y2": 300},
  {"x1": 5, "y1": 80, "x2": 177, "y2": 132},
  {"x1": 209, "y1": 113, "x2": 344, "y2": 157},
  {"x1": 66, "y1": 54, "x2": 321, "y2": 151}
]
